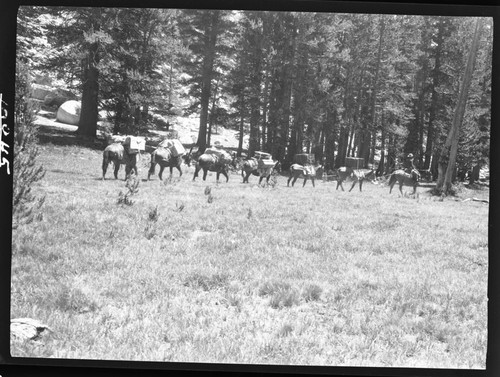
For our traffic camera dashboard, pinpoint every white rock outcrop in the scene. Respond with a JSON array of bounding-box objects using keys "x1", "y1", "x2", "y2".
[{"x1": 56, "y1": 100, "x2": 81, "y2": 125}]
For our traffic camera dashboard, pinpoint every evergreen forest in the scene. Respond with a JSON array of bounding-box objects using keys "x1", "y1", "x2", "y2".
[{"x1": 17, "y1": 6, "x2": 493, "y2": 194}]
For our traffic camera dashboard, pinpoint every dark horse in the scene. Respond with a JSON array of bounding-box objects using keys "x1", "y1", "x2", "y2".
[
  {"x1": 148, "y1": 147, "x2": 183, "y2": 180},
  {"x1": 193, "y1": 153, "x2": 232, "y2": 182},
  {"x1": 102, "y1": 143, "x2": 138, "y2": 180},
  {"x1": 287, "y1": 163, "x2": 318, "y2": 187},
  {"x1": 336, "y1": 167, "x2": 376, "y2": 192},
  {"x1": 241, "y1": 158, "x2": 279, "y2": 184},
  {"x1": 388, "y1": 169, "x2": 420, "y2": 195}
]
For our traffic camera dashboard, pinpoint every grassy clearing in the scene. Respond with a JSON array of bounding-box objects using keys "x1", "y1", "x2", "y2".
[{"x1": 10, "y1": 141, "x2": 488, "y2": 368}]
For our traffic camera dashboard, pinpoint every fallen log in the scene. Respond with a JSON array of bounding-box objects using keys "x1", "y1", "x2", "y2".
[{"x1": 462, "y1": 197, "x2": 489, "y2": 203}]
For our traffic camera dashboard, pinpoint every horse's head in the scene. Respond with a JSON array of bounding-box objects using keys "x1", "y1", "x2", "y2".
[
  {"x1": 183, "y1": 145, "x2": 202, "y2": 166},
  {"x1": 230, "y1": 152, "x2": 238, "y2": 168},
  {"x1": 273, "y1": 160, "x2": 282, "y2": 173},
  {"x1": 366, "y1": 169, "x2": 379, "y2": 184}
]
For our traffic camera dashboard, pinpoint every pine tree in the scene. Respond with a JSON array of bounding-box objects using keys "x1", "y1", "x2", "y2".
[
  {"x1": 435, "y1": 18, "x2": 484, "y2": 194},
  {"x1": 12, "y1": 61, "x2": 45, "y2": 229}
]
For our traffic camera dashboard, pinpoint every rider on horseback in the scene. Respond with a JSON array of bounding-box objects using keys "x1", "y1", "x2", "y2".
[
  {"x1": 403, "y1": 153, "x2": 418, "y2": 181},
  {"x1": 403, "y1": 153, "x2": 415, "y2": 172}
]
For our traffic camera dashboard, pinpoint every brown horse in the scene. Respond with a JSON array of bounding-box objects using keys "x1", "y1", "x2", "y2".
[
  {"x1": 193, "y1": 152, "x2": 233, "y2": 182},
  {"x1": 147, "y1": 147, "x2": 183, "y2": 180},
  {"x1": 287, "y1": 164, "x2": 318, "y2": 187},
  {"x1": 336, "y1": 167, "x2": 376, "y2": 192},
  {"x1": 241, "y1": 158, "x2": 279, "y2": 184},
  {"x1": 388, "y1": 169, "x2": 420, "y2": 195},
  {"x1": 102, "y1": 143, "x2": 138, "y2": 180}
]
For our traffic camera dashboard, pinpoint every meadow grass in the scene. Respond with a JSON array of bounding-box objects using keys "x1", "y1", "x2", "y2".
[{"x1": 10, "y1": 142, "x2": 489, "y2": 368}]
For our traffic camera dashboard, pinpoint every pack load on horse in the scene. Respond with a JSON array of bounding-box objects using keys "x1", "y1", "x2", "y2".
[
  {"x1": 193, "y1": 145, "x2": 234, "y2": 182},
  {"x1": 288, "y1": 154, "x2": 318, "y2": 187},
  {"x1": 106, "y1": 134, "x2": 127, "y2": 145},
  {"x1": 389, "y1": 169, "x2": 421, "y2": 195},
  {"x1": 204, "y1": 147, "x2": 233, "y2": 164},
  {"x1": 148, "y1": 138, "x2": 186, "y2": 180},
  {"x1": 333, "y1": 158, "x2": 376, "y2": 192},
  {"x1": 124, "y1": 136, "x2": 146, "y2": 154},
  {"x1": 102, "y1": 135, "x2": 145, "y2": 180},
  {"x1": 158, "y1": 138, "x2": 186, "y2": 157},
  {"x1": 241, "y1": 151, "x2": 278, "y2": 184}
]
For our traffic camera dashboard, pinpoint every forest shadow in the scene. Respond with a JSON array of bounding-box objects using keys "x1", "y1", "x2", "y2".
[{"x1": 37, "y1": 125, "x2": 106, "y2": 151}]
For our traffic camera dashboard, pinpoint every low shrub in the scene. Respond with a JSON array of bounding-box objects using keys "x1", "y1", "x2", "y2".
[{"x1": 302, "y1": 284, "x2": 323, "y2": 302}]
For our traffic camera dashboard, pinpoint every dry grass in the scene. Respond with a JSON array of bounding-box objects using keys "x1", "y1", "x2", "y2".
[{"x1": 10, "y1": 141, "x2": 489, "y2": 368}]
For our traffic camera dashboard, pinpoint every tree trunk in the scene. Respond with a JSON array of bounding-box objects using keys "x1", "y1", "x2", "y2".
[
  {"x1": 377, "y1": 127, "x2": 386, "y2": 176},
  {"x1": 77, "y1": 43, "x2": 99, "y2": 138},
  {"x1": 386, "y1": 134, "x2": 397, "y2": 174},
  {"x1": 237, "y1": 97, "x2": 245, "y2": 157},
  {"x1": 261, "y1": 71, "x2": 270, "y2": 151},
  {"x1": 469, "y1": 163, "x2": 480, "y2": 184},
  {"x1": 207, "y1": 77, "x2": 220, "y2": 148},
  {"x1": 436, "y1": 18, "x2": 483, "y2": 194},
  {"x1": 430, "y1": 148, "x2": 440, "y2": 180},
  {"x1": 197, "y1": 10, "x2": 220, "y2": 153},
  {"x1": 323, "y1": 109, "x2": 337, "y2": 170},
  {"x1": 424, "y1": 18, "x2": 446, "y2": 170},
  {"x1": 334, "y1": 124, "x2": 349, "y2": 168}
]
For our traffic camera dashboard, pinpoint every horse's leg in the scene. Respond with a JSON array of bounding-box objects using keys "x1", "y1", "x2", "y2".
[
  {"x1": 359, "y1": 179, "x2": 364, "y2": 192},
  {"x1": 336, "y1": 179, "x2": 344, "y2": 191},
  {"x1": 222, "y1": 170, "x2": 229, "y2": 183},
  {"x1": 258, "y1": 175, "x2": 264, "y2": 185},
  {"x1": 389, "y1": 179, "x2": 394, "y2": 194},
  {"x1": 292, "y1": 175, "x2": 299, "y2": 187},
  {"x1": 132, "y1": 159, "x2": 138, "y2": 176},
  {"x1": 124, "y1": 164, "x2": 131, "y2": 180},
  {"x1": 287, "y1": 174, "x2": 292, "y2": 187},
  {"x1": 203, "y1": 168, "x2": 208, "y2": 181},
  {"x1": 102, "y1": 157, "x2": 108, "y2": 180},
  {"x1": 159, "y1": 166, "x2": 165, "y2": 181},
  {"x1": 349, "y1": 179, "x2": 357, "y2": 192},
  {"x1": 302, "y1": 178, "x2": 307, "y2": 187},
  {"x1": 193, "y1": 165, "x2": 199, "y2": 181},
  {"x1": 399, "y1": 182, "x2": 404, "y2": 195},
  {"x1": 311, "y1": 177, "x2": 315, "y2": 188},
  {"x1": 148, "y1": 161, "x2": 156, "y2": 181},
  {"x1": 113, "y1": 161, "x2": 120, "y2": 180},
  {"x1": 176, "y1": 164, "x2": 183, "y2": 177}
]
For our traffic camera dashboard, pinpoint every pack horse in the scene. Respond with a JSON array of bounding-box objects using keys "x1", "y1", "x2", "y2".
[
  {"x1": 287, "y1": 153, "x2": 321, "y2": 187},
  {"x1": 193, "y1": 147, "x2": 234, "y2": 183},
  {"x1": 102, "y1": 136, "x2": 145, "y2": 180},
  {"x1": 287, "y1": 165, "x2": 318, "y2": 187},
  {"x1": 241, "y1": 151, "x2": 278, "y2": 184},
  {"x1": 335, "y1": 167, "x2": 376, "y2": 192},
  {"x1": 148, "y1": 139, "x2": 186, "y2": 180}
]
